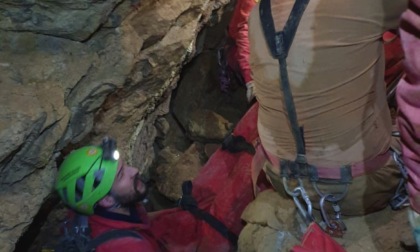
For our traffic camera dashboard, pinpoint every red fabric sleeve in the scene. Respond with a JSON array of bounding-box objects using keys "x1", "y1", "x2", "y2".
[
  {"x1": 396, "y1": 0, "x2": 420, "y2": 213},
  {"x1": 228, "y1": 0, "x2": 256, "y2": 84}
]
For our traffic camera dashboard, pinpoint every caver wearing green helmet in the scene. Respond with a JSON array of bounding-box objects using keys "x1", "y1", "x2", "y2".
[{"x1": 55, "y1": 140, "x2": 119, "y2": 215}]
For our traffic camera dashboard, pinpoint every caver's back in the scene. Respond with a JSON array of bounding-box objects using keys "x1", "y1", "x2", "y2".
[{"x1": 249, "y1": 0, "x2": 408, "y2": 167}]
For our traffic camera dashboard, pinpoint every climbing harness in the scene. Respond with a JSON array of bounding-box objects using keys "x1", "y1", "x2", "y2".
[
  {"x1": 259, "y1": 0, "x2": 410, "y2": 238},
  {"x1": 259, "y1": 0, "x2": 350, "y2": 237},
  {"x1": 54, "y1": 214, "x2": 142, "y2": 252}
]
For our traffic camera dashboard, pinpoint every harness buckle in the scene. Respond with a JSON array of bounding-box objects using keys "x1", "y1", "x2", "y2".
[
  {"x1": 296, "y1": 153, "x2": 307, "y2": 164},
  {"x1": 280, "y1": 159, "x2": 302, "y2": 179}
]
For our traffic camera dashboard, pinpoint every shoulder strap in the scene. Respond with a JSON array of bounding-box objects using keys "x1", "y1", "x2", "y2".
[
  {"x1": 85, "y1": 229, "x2": 142, "y2": 251},
  {"x1": 259, "y1": 0, "x2": 353, "y2": 184},
  {"x1": 259, "y1": 0, "x2": 309, "y2": 166},
  {"x1": 178, "y1": 180, "x2": 238, "y2": 249}
]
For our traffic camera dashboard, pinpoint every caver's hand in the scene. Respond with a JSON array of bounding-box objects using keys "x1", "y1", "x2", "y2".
[{"x1": 246, "y1": 81, "x2": 255, "y2": 103}]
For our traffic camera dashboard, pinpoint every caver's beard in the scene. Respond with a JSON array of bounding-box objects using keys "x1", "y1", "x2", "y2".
[{"x1": 112, "y1": 174, "x2": 149, "y2": 207}]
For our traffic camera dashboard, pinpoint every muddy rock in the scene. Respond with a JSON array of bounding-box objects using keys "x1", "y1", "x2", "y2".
[
  {"x1": 187, "y1": 109, "x2": 232, "y2": 142},
  {"x1": 172, "y1": 50, "x2": 248, "y2": 143},
  {"x1": 238, "y1": 190, "x2": 304, "y2": 252},
  {"x1": 155, "y1": 113, "x2": 192, "y2": 152},
  {"x1": 239, "y1": 189, "x2": 416, "y2": 252},
  {"x1": 157, "y1": 146, "x2": 184, "y2": 165},
  {"x1": 154, "y1": 144, "x2": 203, "y2": 201}
]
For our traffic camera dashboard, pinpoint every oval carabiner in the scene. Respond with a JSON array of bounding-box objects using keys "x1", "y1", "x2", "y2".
[
  {"x1": 320, "y1": 194, "x2": 335, "y2": 229},
  {"x1": 311, "y1": 181, "x2": 348, "y2": 202},
  {"x1": 392, "y1": 151, "x2": 408, "y2": 179},
  {"x1": 292, "y1": 186, "x2": 314, "y2": 224},
  {"x1": 282, "y1": 177, "x2": 303, "y2": 197},
  {"x1": 319, "y1": 194, "x2": 347, "y2": 237}
]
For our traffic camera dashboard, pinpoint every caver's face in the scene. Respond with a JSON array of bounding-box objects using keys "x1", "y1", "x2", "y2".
[{"x1": 109, "y1": 159, "x2": 148, "y2": 206}]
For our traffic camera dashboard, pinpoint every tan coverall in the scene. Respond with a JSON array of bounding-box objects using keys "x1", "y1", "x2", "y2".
[{"x1": 249, "y1": 0, "x2": 408, "y2": 215}]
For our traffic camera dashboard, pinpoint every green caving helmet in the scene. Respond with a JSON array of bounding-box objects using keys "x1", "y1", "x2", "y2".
[{"x1": 55, "y1": 145, "x2": 119, "y2": 215}]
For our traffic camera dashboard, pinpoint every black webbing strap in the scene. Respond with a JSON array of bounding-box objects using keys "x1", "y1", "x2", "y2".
[
  {"x1": 178, "y1": 181, "x2": 238, "y2": 249},
  {"x1": 260, "y1": 0, "x2": 309, "y2": 166},
  {"x1": 259, "y1": 0, "x2": 353, "y2": 184},
  {"x1": 86, "y1": 229, "x2": 142, "y2": 251}
]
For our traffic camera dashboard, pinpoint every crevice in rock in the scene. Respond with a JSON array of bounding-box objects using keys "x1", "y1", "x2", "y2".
[
  {"x1": 1, "y1": 1, "x2": 241, "y2": 251},
  {"x1": 13, "y1": 193, "x2": 61, "y2": 252}
]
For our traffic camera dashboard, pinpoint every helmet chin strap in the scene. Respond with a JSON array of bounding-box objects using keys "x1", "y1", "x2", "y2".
[
  {"x1": 95, "y1": 190, "x2": 123, "y2": 211},
  {"x1": 109, "y1": 202, "x2": 122, "y2": 210},
  {"x1": 108, "y1": 191, "x2": 123, "y2": 209}
]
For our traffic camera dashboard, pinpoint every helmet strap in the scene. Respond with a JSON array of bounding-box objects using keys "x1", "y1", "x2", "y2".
[{"x1": 107, "y1": 190, "x2": 123, "y2": 210}]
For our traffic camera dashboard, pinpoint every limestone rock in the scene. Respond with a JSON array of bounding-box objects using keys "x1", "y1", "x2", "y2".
[
  {"x1": 172, "y1": 51, "x2": 248, "y2": 143},
  {"x1": 155, "y1": 117, "x2": 171, "y2": 137},
  {"x1": 240, "y1": 190, "x2": 302, "y2": 232},
  {"x1": 238, "y1": 224, "x2": 300, "y2": 252},
  {"x1": 155, "y1": 113, "x2": 192, "y2": 153},
  {"x1": 155, "y1": 144, "x2": 202, "y2": 200},
  {"x1": 157, "y1": 146, "x2": 184, "y2": 165},
  {"x1": 187, "y1": 109, "x2": 232, "y2": 142},
  {"x1": 0, "y1": 0, "x2": 232, "y2": 250},
  {"x1": 63, "y1": 23, "x2": 144, "y2": 145},
  {"x1": 0, "y1": 31, "x2": 94, "y2": 92},
  {"x1": 90, "y1": 0, "x2": 219, "y2": 163},
  {"x1": 0, "y1": 159, "x2": 56, "y2": 252},
  {"x1": 239, "y1": 190, "x2": 416, "y2": 252},
  {"x1": 0, "y1": 0, "x2": 123, "y2": 41}
]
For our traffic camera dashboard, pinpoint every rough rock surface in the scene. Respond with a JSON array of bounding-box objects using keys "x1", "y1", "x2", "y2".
[
  {"x1": 2, "y1": 0, "x2": 412, "y2": 252},
  {"x1": 172, "y1": 50, "x2": 248, "y2": 142},
  {"x1": 0, "y1": 0, "x2": 232, "y2": 250},
  {"x1": 238, "y1": 190, "x2": 416, "y2": 252},
  {"x1": 155, "y1": 144, "x2": 203, "y2": 201},
  {"x1": 0, "y1": 0, "x2": 123, "y2": 41},
  {"x1": 186, "y1": 109, "x2": 233, "y2": 142}
]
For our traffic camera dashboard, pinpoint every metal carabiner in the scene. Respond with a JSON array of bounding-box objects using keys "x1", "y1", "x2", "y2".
[
  {"x1": 311, "y1": 181, "x2": 349, "y2": 202},
  {"x1": 319, "y1": 194, "x2": 346, "y2": 237},
  {"x1": 282, "y1": 177, "x2": 303, "y2": 197},
  {"x1": 392, "y1": 151, "x2": 408, "y2": 179},
  {"x1": 292, "y1": 186, "x2": 314, "y2": 225},
  {"x1": 63, "y1": 220, "x2": 70, "y2": 237}
]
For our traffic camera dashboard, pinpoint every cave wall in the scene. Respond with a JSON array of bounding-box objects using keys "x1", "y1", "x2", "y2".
[{"x1": 0, "y1": 0, "x2": 230, "y2": 251}]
